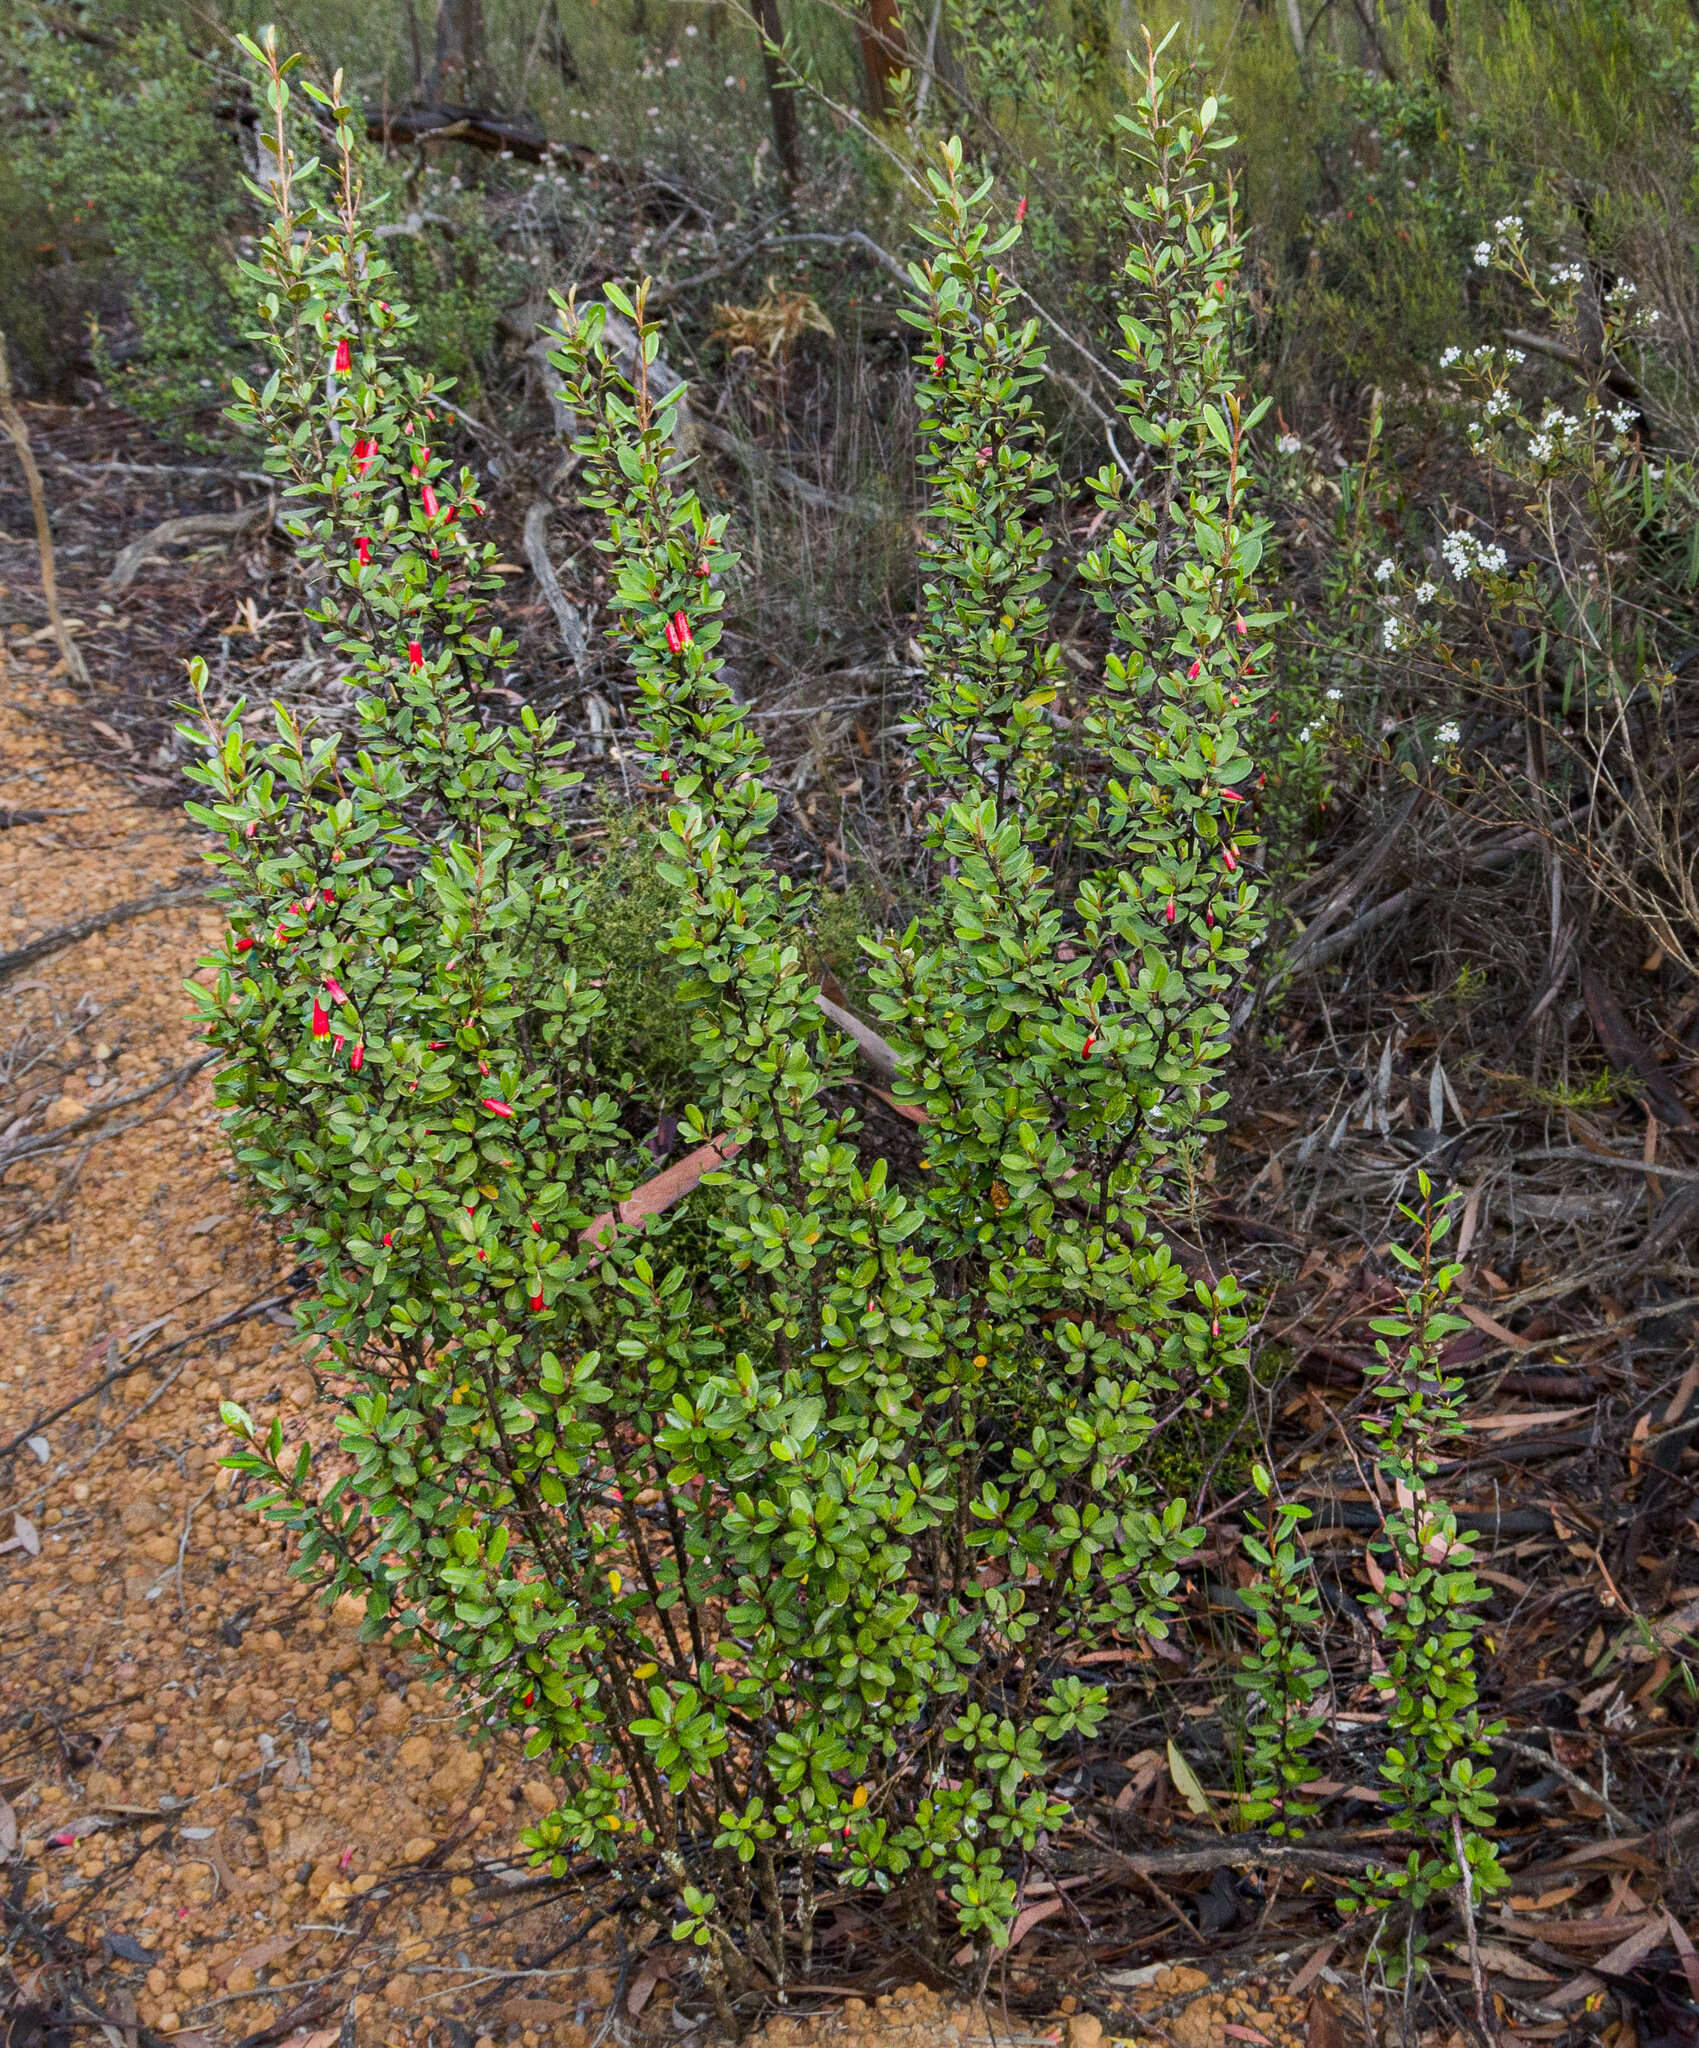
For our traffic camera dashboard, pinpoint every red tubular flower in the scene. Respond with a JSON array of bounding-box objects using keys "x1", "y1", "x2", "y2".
[
  {"x1": 1165, "y1": 899, "x2": 1176, "y2": 924},
  {"x1": 355, "y1": 537, "x2": 371, "y2": 566},
  {"x1": 672, "y1": 609, "x2": 692, "y2": 647},
  {"x1": 1187, "y1": 659, "x2": 1201, "y2": 680},
  {"x1": 1235, "y1": 617, "x2": 1248, "y2": 636},
  {"x1": 1082, "y1": 1034, "x2": 1097, "y2": 1058},
  {"x1": 420, "y1": 482, "x2": 439, "y2": 520},
  {"x1": 381, "y1": 1232, "x2": 393, "y2": 1247},
  {"x1": 664, "y1": 617, "x2": 682, "y2": 654},
  {"x1": 1223, "y1": 846, "x2": 1239, "y2": 873},
  {"x1": 529, "y1": 1288, "x2": 544, "y2": 1312},
  {"x1": 350, "y1": 1043, "x2": 365, "y2": 1072},
  {"x1": 311, "y1": 997, "x2": 330, "y2": 1039},
  {"x1": 659, "y1": 765, "x2": 671, "y2": 783},
  {"x1": 234, "y1": 936, "x2": 255, "y2": 953},
  {"x1": 323, "y1": 973, "x2": 348, "y2": 1004},
  {"x1": 1220, "y1": 787, "x2": 1245, "y2": 804},
  {"x1": 933, "y1": 353, "x2": 945, "y2": 373},
  {"x1": 332, "y1": 1034, "x2": 345, "y2": 1056},
  {"x1": 408, "y1": 641, "x2": 424, "y2": 670},
  {"x1": 334, "y1": 337, "x2": 351, "y2": 373},
  {"x1": 352, "y1": 438, "x2": 376, "y2": 476},
  {"x1": 481, "y1": 1098, "x2": 515, "y2": 1118},
  {"x1": 522, "y1": 1687, "x2": 535, "y2": 1707}
]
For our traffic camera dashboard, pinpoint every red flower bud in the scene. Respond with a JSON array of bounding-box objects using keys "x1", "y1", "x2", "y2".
[
  {"x1": 408, "y1": 641, "x2": 424, "y2": 670},
  {"x1": 420, "y1": 482, "x2": 439, "y2": 520},
  {"x1": 382, "y1": 1231, "x2": 393, "y2": 1246},
  {"x1": 334, "y1": 337, "x2": 350, "y2": 373},
  {"x1": 355, "y1": 536, "x2": 371, "y2": 566},
  {"x1": 529, "y1": 1289, "x2": 544, "y2": 1312},
  {"x1": 481, "y1": 1098, "x2": 515, "y2": 1117},
  {"x1": 323, "y1": 888, "x2": 335, "y2": 905},
  {"x1": 659, "y1": 766, "x2": 671, "y2": 783},
  {"x1": 1082, "y1": 1034, "x2": 1097, "y2": 1057},
  {"x1": 478, "y1": 1059, "x2": 490, "y2": 1076},
  {"x1": 1235, "y1": 617, "x2": 1247, "y2": 636},
  {"x1": 352, "y1": 437, "x2": 376, "y2": 476},
  {"x1": 522, "y1": 1687, "x2": 535, "y2": 1707},
  {"x1": 350, "y1": 1042, "x2": 365, "y2": 1072},
  {"x1": 1206, "y1": 908, "x2": 1215, "y2": 927},
  {"x1": 311, "y1": 997, "x2": 330, "y2": 1039},
  {"x1": 1220, "y1": 787, "x2": 1245, "y2": 804},
  {"x1": 664, "y1": 618, "x2": 682, "y2": 654},
  {"x1": 1187, "y1": 660, "x2": 1201, "y2": 680},
  {"x1": 1223, "y1": 846, "x2": 1238, "y2": 872},
  {"x1": 933, "y1": 353, "x2": 945, "y2": 373},
  {"x1": 1165, "y1": 898, "x2": 1176, "y2": 924},
  {"x1": 1211, "y1": 1316, "x2": 1221, "y2": 1337},
  {"x1": 531, "y1": 1220, "x2": 542, "y2": 1234},
  {"x1": 235, "y1": 936, "x2": 255, "y2": 953},
  {"x1": 245, "y1": 820, "x2": 258, "y2": 838},
  {"x1": 324, "y1": 973, "x2": 348, "y2": 1004},
  {"x1": 1016, "y1": 196, "x2": 1027, "y2": 221},
  {"x1": 672, "y1": 609, "x2": 692, "y2": 647},
  {"x1": 332, "y1": 1033, "x2": 345, "y2": 1055}
]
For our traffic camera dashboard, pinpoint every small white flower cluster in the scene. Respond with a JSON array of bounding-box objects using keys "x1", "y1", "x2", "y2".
[
  {"x1": 1609, "y1": 406, "x2": 1639, "y2": 435},
  {"x1": 1436, "y1": 720, "x2": 1461, "y2": 746},
  {"x1": 1276, "y1": 432, "x2": 1304, "y2": 455},
  {"x1": 1382, "y1": 615, "x2": 1405, "y2": 651},
  {"x1": 1484, "y1": 390, "x2": 1515, "y2": 419},
  {"x1": 1527, "y1": 403, "x2": 1581, "y2": 465},
  {"x1": 1374, "y1": 557, "x2": 1396, "y2": 583},
  {"x1": 1494, "y1": 214, "x2": 1524, "y2": 236},
  {"x1": 1441, "y1": 529, "x2": 1509, "y2": 581},
  {"x1": 1607, "y1": 280, "x2": 1638, "y2": 304},
  {"x1": 1473, "y1": 241, "x2": 1494, "y2": 268},
  {"x1": 1505, "y1": 347, "x2": 1526, "y2": 365},
  {"x1": 1324, "y1": 686, "x2": 1343, "y2": 702},
  {"x1": 1414, "y1": 581, "x2": 1437, "y2": 606},
  {"x1": 1549, "y1": 262, "x2": 1586, "y2": 288},
  {"x1": 1440, "y1": 345, "x2": 1463, "y2": 369}
]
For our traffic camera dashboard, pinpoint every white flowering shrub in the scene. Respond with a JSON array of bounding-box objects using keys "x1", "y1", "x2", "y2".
[{"x1": 1324, "y1": 217, "x2": 1699, "y2": 960}]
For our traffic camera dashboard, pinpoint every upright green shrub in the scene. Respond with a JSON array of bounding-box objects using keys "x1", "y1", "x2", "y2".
[{"x1": 197, "y1": 30, "x2": 1269, "y2": 2004}]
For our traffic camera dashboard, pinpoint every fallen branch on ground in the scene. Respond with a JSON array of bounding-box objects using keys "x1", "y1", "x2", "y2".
[
  {"x1": 0, "y1": 886, "x2": 211, "y2": 987},
  {"x1": 105, "y1": 502, "x2": 272, "y2": 592},
  {"x1": 521, "y1": 501, "x2": 590, "y2": 673}
]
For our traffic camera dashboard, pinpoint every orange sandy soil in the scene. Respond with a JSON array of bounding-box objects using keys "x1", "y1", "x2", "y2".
[{"x1": 0, "y1": 640, "x2": 1322, "y2": 2048}]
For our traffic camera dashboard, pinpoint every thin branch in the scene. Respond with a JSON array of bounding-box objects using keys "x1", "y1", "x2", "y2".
[{"x1": 0, "y1": 326, "x2": 88, "y2": 684}]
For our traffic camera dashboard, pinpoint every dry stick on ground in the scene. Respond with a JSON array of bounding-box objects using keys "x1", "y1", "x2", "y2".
[
  {"x1": 0, "y1": 326, "x2": 89, "y2": 686},
  {"x1": 0, "y1": 1050, "x2": 215, "y2": 1172},
  {"x1": 104, "y1": 501, "x2": 273, "y2": 593},
  {"x1": 521, "y1": 500, "x2": 590, "y2": 674},
  {"x1": 0, "y1": 1288, "x2": 291, "y2": 1463},
  {"x1": 0, "y1": 1135, "x2": 93, "y2": 1254},
  {"x1": 0, "y1": 886, "x2": 211, "y2": 989}
]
